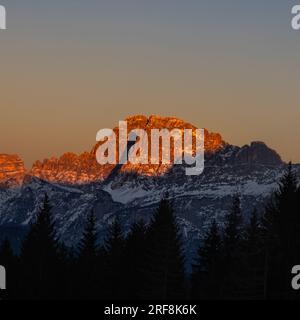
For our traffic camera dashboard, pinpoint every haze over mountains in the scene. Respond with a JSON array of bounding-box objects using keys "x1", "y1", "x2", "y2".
[{"x1": 0, "y1": 115, "x2": 293, "y2": 259}]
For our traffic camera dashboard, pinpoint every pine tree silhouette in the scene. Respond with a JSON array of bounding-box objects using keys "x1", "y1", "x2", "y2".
[
  {"x1": 20, "y1": 194, "x2": 60, "y2": 300},
  {"x1": 141, "y1": 196, "x2": 185, "y2": 300},
  {"x1": 103, "y1": 217, "x2": 126, "y2": 299},
  {"x1": 123, "y1": 220, "x2": 147, "y2": 299},
  {"x1": 245, "y1": 210, "x2": 261, "y2": 249},
  {"x1": 56, "y1": 241, "x2": 75, "y2": 299},
  {"x1": 263, "y1": 163, "x2": 300, "y2": 299},
  {"x1": 222, "y1": 195, "x2": 244, "y2": 298},
  {"x1": 76, "y1": 210, "x2": 99, "y2": 299},
  {"x1": 192, "y1": 220, "x2": 223, "y2": 299},
  {"x1": 78, "y1": 211, "x2": 98, "y2": 264},
  {"x1": 0, "y1": 238, "x2": 15, "y2": 267},
  {"x1": 224, "y1": 196, "x2": 243, "y2": 255},
  {"x1": 4, "y1": 164, "x2": 299, "y2": 300},
  {"x1": 241, "y1": 209, "x2": 265, "y2": 299}
]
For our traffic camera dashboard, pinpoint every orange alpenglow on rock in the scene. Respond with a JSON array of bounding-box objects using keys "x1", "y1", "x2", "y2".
[
  {"x1": 93, "y1": 115, "x2": 223, "y2": 176},
  {"x1": 0, "y1": 154, "x2": 26, "y2": 187},
  {"x1": 0, "y1": 115, "x2": 225, "y2": 185}
]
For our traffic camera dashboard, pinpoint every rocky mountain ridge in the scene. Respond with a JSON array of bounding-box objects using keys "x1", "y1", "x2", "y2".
[
  {"x1": 0, "y1": 115, "x2": 289, "y2": 263},
  {"x1": 0, "y1": 115, "x2": 283, "y2": 186}
]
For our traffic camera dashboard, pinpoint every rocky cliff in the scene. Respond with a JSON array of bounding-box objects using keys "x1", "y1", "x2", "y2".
[
  {"x1": 0, "y1": 115, "x2": 283, "y2": 186},
  {"x1": 0, "y1": 154, "x2": 26, "y2": 187}
]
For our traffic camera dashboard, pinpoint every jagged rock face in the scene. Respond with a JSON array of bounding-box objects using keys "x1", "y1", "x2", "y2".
[
  {"x1": 30, "y1": 152, "x2": 114, "y2": 184},
  {"x1": 30, "y1": 115, "x2": 225, "y2": 183},
  {"x1": 0, "y1": 154, "x2": 26, "y2": 187},
  {"x1": 119, "y1": 115, "x2": 224, "y2": 152},
  {"x1": 0, "y1": 117, "x2": 290, "y2": 262},
  {"x1": 93, "y1": 114, "x2": 225, "y2": 177},
  {"x1": 2, "y1": 116, "x2": 283, "y2": 185}
]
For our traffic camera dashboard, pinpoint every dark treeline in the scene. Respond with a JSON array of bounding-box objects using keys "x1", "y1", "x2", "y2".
[{"x1": 0, "y1": 164, "x2": 300, "y2": 300}]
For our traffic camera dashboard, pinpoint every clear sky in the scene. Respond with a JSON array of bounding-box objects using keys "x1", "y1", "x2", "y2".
[{"x1": 1, "y1": 1, "x2": 300, "y2": 167}]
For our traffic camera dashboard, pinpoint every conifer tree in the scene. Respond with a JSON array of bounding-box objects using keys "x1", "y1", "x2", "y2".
[
  {"x1": 263, "y1": 163, "x2": 299, "y2": 299},
  {"x1": 76, "y1": 211, "x2": 99, "y2": 299},
  {"x1": 103, "y1": 217, "x2": 126, "y2": 299},
  {"x1": 56, "y1": 241, "x2": 75, "y2": 299},
  {"x1": 245, "y1": 210, "x2": 261, "y2": 249},
  {"x1": 123, "y1": 220, "x2": 147, "y2": 299},
  {"x1": 104, "y1": 217, "x2": 124, "y2": 259},
  {"x1": 192, "y1": 220, "x2": 223, "y2": 299},
  {"x1": 223, "y1": 196, "x2": 243, "y2": 256},
  {"x1": 20, "y1": 194, "x2": 59, "y2": 299},
  {"x1": 141, "y1": 196, "x2": 185, "y2": 300},
  {"x1": 78, "y1": 211, "x2": 98, "y2": 263},
  {"x1": 241, "y1": 209, "x2": 265, "y2": 299},
  {"x1": 222, "y1": 195, "x2": 244, "y2": 298},
  {"x1": 0, "y1": 238, "x2": 15, "y2": 266}
]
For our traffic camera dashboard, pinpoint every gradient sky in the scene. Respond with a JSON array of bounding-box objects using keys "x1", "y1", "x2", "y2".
[{"x1": 1, "y1": 0, "x2": 300, "y2": 167}]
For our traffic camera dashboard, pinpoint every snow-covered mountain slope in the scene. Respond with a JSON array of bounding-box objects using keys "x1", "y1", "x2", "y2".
[
  {"x1": 0, "y1": 160, "x2": 297, "y2": 260},
  {"x1": 0, "y1": 115, "x2": 294, "y2": 262}
]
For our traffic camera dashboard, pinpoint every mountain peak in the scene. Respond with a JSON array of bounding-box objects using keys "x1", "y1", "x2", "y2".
[
  {"x1": 0, "y1": 115, "x2": 284, "y2": 185},
  {"x1": 122, "y1": 114, "x2": 225, "y2": 152},
  {"x1": 236, "y1": 141, "x2": 283, "y2": 165},
  {"x1": 92, "y1": 114, "x2": 226, "y2": 177}
]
